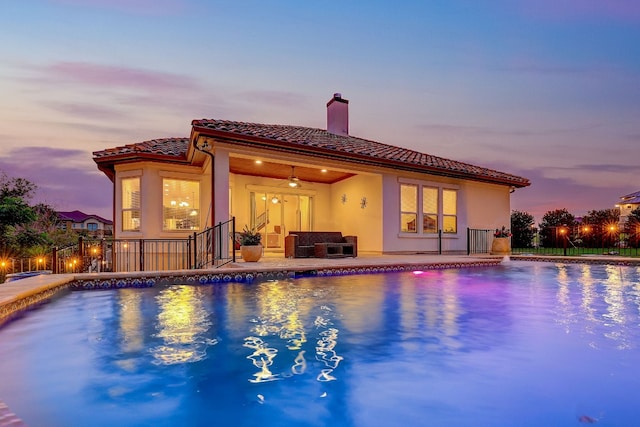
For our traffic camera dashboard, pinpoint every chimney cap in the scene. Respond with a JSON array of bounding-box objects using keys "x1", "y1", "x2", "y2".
[{"x1": 327, "y1": 92, "x2": 348, "y2": 106}]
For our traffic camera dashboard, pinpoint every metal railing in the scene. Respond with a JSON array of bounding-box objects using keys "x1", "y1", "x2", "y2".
[
  {"x1": 46, "y1": 218, "x2": 238, "y2": 274},
  {"x1": 512, "y1": 229, "x2": 640, "y2": 257},
  {"x1": 467, "y1": 228, "x2": 493, "y2": 255}
]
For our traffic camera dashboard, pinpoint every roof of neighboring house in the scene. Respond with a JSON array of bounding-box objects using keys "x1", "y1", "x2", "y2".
[
  {"x1": 94, "y1": 120, "x2": 530, "y2": 188},
  {"x1": 57, "y1": 210, "x2": 113, "y2": 225},
  {"x1": 620, "y1": 191, "x2": 640, "y2": 204}
]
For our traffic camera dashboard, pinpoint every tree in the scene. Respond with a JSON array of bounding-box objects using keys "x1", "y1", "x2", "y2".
[
  {"x1": 511, "y1": 210, "x2": 536, "y2": 248},
  {"x1": 0, "y1": 171, "x2": 36, "y2": 200},
  {"x1": 0, "y1": 196, "x2": 37, "y2": 254},
  {"x1": 0, "y1": 171, "x2": 52, "y2": 256},
  {"x1": 539, "y1": 208, "x2": 576, "y2": 247},
  {"x1": 581, "y1": 208, "x2": 619, "y2": 247},
  {"x1": 624, "y1": 207, "x2": 640, "y2": 248}
]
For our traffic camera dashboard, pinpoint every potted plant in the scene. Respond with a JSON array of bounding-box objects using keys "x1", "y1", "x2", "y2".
[
  {"x1": 239, "y1": 225, "x2": 263, "y2": 262},
  {"x1": 491, "y1": 226, "x2": 512, "y2": 255}
]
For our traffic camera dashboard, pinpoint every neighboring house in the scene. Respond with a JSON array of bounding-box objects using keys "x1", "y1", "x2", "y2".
[
  {"x1": 93, "y1": 93, "x2": 530, "y2": 255},
  {"x1": 617, "y1": 191, "x2": 640, "y2": 228},
  {"x1": 57, "y1": 210, "x2": 113, "y2": 238}
]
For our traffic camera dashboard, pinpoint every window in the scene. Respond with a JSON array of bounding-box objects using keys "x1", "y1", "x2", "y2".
[
  {"x1": 399, "y1": 182, "x2": 458, "y2": 235},
  {"x1": 400, "y1": 184, "x2": 418, "y2": 233},
  {"x1": 87, "y1": 223, "x2": 98, "y2": 231},
  {"x1": 422, "y1": 187, "x2": 438, "y2": 234},
  {"x1": 122, "y1": 177, "x2": 141, "y2": 231},
  {"x1": 443, "y1": 189, "x2": 457, "y2": 233},
  {"x1": 163, "y1": 179, "x2": 200, "y2": 231}
]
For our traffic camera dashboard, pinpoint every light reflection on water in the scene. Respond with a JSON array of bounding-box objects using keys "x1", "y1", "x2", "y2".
[
  {"x1": 1, "y1": 262, "x2": 640, "y2": 426},
  {"x1": 151, "y1": 286, "x2": 218, "y2": 365}
]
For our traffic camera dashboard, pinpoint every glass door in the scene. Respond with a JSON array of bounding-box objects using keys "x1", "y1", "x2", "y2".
[{"x1": 251, "y1": 192, "x2": 313, "y2": 250}]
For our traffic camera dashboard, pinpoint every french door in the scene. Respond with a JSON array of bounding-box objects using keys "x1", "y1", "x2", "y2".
[{"x1": 251, "y1": 192, "x2": 313, "y2": 249}]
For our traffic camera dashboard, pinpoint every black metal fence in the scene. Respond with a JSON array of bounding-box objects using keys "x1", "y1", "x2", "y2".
[
  {"x1": 0, "y1": 219, "x2": 237, "y2": 280},
  {"x1": 512, "y1": 228, "x2": 640, "y2": 257},
  {"x1": 467, "y1": 228, "x2": 493, "y2": 255}
]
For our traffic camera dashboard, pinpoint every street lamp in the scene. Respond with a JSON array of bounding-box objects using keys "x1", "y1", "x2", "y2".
[{"x1": 559, "y1": 225, "x2": 568, "y2": 256}]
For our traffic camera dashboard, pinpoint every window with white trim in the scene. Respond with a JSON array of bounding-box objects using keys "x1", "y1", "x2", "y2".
[
  {"x1": 400, "y1": 184, "x2": 418, "y2": 233},
  {"x1": 442, "y1": 189, "x2": 457, "y2": 234},
  {"x1": 163, "y1": 178, "x2": 200, "y2": 231},
  {"x1": 399, "y1": 182, "x2": 458, "y2": 235},
  {"x1": 122, "y1": 177, "x2": 140, "y2": 231},
  {"x1": 422, "y1": 187, "x2": 438, "y2": 233}
]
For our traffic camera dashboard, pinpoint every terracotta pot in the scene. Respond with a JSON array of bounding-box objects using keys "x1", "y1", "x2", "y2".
[
  {"x1": 491, "y1": 237, "x2": 511, "y2": 255},
  {"x1": 240, "y1": 245, "x2": 262, "y2": 262}
]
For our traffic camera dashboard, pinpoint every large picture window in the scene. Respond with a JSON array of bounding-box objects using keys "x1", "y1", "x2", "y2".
[
  {"x1": 399, "y1": 182, "x2": 457, "y2": 235},
  {"x1": 122, "y1": 177, "x2": 140, "y2": 231},
  {"x1": 163, "y1": 179, "x2": 200, "y2": 231}
]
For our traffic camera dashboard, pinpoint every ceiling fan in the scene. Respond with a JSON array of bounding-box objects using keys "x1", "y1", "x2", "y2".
[{"x1": 287, "y1": 166, "x2": 301, "y2": 188}]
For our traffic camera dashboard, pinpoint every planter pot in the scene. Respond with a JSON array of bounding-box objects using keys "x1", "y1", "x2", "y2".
[
  {"x1": 240, "y1": 245, "x2": 263, "y2": 262},
  {"x1": 491, "y1": 237, "x2": 511, "y2": 255}
]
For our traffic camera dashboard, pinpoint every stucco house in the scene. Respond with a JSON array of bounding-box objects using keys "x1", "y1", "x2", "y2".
[
  {"x1": 617, "y1": 190, "x2": 640, "y2": 228},
  {"x1": 57, "y1": 210, "x2": 113, "y2": 238},
  {"x1": 93, "y1": 93, "x2": 529, "y2": 256}
]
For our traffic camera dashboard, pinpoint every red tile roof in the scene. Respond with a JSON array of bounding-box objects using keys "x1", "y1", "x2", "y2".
[
  {"x1": 93, "y1": 120, "x2": 530, "y2": 188},
  {"x1": 93, "y1": 137, "x2": 190, "y2": 160},
  {"x1": 191, "y1": 119, "x2": 530, "y2": 187}
]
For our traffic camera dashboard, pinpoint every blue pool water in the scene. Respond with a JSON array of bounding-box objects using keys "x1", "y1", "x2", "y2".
[{"x1": 1, "y1": 261, "x2": 640, "y2": 426}]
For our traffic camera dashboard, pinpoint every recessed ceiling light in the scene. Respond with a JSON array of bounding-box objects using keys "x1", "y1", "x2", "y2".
[
  {"x1": 255, "y1": 160, "x2": 263, "y2": 164},
  {"x1": 321, "y1": 169, "x2": 328, "y2": 173}
]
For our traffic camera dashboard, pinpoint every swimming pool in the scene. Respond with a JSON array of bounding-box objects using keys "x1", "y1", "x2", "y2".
[{"x1": 1, "y1": 261, "x2": 639, "y2": 426}]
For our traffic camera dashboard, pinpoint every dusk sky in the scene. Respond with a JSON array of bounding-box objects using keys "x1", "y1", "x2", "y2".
[{"x1": 1, "y1": 0, "x2": 639, "y2": 223}]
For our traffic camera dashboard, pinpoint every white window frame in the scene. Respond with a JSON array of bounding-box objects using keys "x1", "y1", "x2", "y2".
[{"x1": 398, "y1": 179, "x2": 459, "y2": 236}]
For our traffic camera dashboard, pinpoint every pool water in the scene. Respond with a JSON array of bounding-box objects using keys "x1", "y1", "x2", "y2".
[{"x1": 1, "y1": 261, "x2": 640, "y2": 426}]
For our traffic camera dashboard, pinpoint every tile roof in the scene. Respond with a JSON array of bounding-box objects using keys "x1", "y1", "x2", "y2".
[
  {"x1": 192, "y1": 119, "x2": 530, "y2": 187},
  {"x1": 57, "y1": 210, "x2": 112, "y2": 225},
  {"x1": 620, "y1": 191, "x2": 640, "y2": 204},
  {"x1": 93, "y1": 120, "x2": 530, "y2": 188},
  {"x1": 93, "y1": 137, "x2": 190, "y2": 160}
]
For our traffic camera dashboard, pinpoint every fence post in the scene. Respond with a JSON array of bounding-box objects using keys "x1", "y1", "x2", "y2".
[
  {"x1": 52, "y1": 247, "x2": 58, "y2": 274},
  {"x1": 139, "y1": 239, "x2": 144, "y2": 272},
  {"x1": 193, "y1": 232, "x2": 198, "y2": 269},
  {"x1": 467, "y1": 228, "x2": 471, "y2": 255},
  {"x1": 232, "y1": 217, "x2": 236, "y2": 263},
  {"x1": 216, "y1": 222, "x2": 222, "y2": 262}
]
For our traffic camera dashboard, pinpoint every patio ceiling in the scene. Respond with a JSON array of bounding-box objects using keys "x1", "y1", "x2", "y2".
[{"x1": 228, "y1": 157, "x2": 355, "y2": 185}]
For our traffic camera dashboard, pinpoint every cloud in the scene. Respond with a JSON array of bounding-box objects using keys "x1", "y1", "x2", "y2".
[
  {"x1": 41, "y1": 62, "x2": 201, "y2": 93},
  {"x1": 509, "y1": 166, "x2": 626, "y2": 222},
  {"x1": 416, "y1": 122, "x2": 604, "y2": 138},
  {"x1": 0, "y1": 147, "x2": 112, "y2": 219},
  {"x1": 44, "y1": 102, "x2": 129, "y2": 121}
]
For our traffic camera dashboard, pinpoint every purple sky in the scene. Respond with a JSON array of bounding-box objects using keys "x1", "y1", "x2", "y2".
[{"x1": 1, "y1": 1, "x2": 639, "y2": 222}]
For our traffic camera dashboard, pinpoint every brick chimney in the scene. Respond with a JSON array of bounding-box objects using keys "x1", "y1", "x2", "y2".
[{"x1": 327, "y1": 93, "x2": 349, "y2": 136}]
